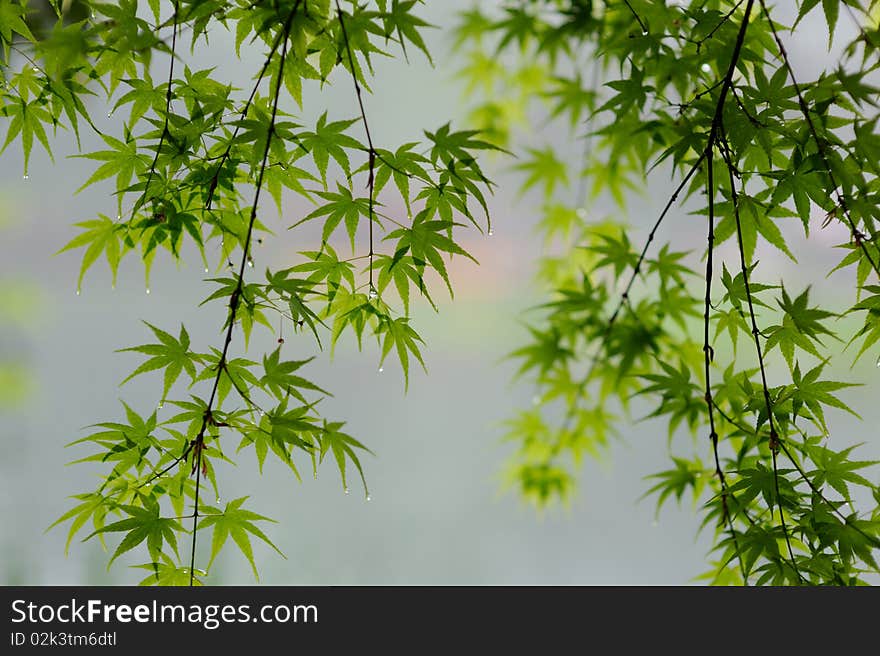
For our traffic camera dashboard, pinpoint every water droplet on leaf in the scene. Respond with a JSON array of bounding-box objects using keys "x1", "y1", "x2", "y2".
[
  {"x1": 366, "y1": 495, "x2": 371, "y2": 502},
  {"x1": 488, "y1": 229, "x2": 494, "y2": 236},
  {"x1": 642, "y1": 29, "x2": 649, "y2": 36},
  {"x1": 22, "y1": 174, "x2": 28, "y2": 180},
  {"x1": 378, "y1": 366, "x2": 384, "y2": 373},
  {"x1": 247, "y1": 258, "x2": 254, "y2": 268},
  {"x1": 145, "y1": 288, "x2": 150, "y2": 295},
  {"x1": 75, "y1": 289, "x2": 80, "y2": 296},
  {"x1": 368, "y1": 286, "x2": 378, "y2": 300},
  {"x1": 204, "y1": 267, "x2": 209, "y2": 273},
  {"x1": 701, "y1": 63, "x2": 712, "y2": 73},
  {"x1": 344, "y1": 487, "x2": 350, "y2": 495}
]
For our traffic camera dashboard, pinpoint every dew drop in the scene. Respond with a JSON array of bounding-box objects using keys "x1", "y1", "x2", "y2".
[
  {"x1": 876, "y1": 355, "x2": 880, "y2": 367},
  {"x1": 204, "y1": 267, "x2": 209, "y2": 273},
  {"x1": 344, "y1": 487, "x2": 350, "y2": 495},
  {"x1": 32, "y1": 67, "x2": 39, "y2": 73},
  {"x1": 641, "y1": 29, "x2": 649, "y2": 36},
  {"x1": 313, "y1": 471, "x2": 318, "y2": 480},
  {"x1": 22, "y1": 174, "x2": 28, "y2": 180},
  {"x1": 368, "y1": 286, "x2": 378, "y2": 300},
  {"x1": 216, "y1": 496, "x2": 221, "y2": 503},
  {"x1": 378, "y1": 366, "x2": 384, "y2": 373},
  {"x1": 247, "y1": 257, "x2": 254, "y2": 268},
  {"x1": 365, "y1": 495, "x2": 371, "y2": 502},
  {"x1": 75, "y1": 289, "x2": 80, "y2": 296},
  {"x1": 116, "y1": 214, "x2": 121, "y2": 220},
  {"x1": 145, "y1": 287, "x2": 151, "y2": 295},
  {"x1": 701, "y1": 63, "x2": 712, "y2": 73},
  {"x1": 107, "y1": 111, "x2": 113, "y2": 118},
  {"x1": 488, "y1": 229, "x2": 494, "y2": 236},
  {"x1": 157, "y1": 401, "x2": 164, "y2": 409}
]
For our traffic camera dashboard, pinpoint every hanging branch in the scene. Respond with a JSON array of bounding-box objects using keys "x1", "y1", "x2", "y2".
[
  {"x1": 335, "y1": 0, "x2": 377, "y2": 294},
  {"x1": 758, "y1": 0, "x2": 880, "y2": 281},
  {"x1": 718, "y1": 130, "x2": 804, "y2": 583},
  {"x1": 137, "y1": 0, "x2": 180, "y2": 217},
  {"x1": 622, "y1": 0, "x2": 647, "y2": 34},
  {"x1": 186, "y1": 0, "x2": 304, "y2": 586},
  {"x1": 204, "y1": 12, "x2": 302, "y2": 211},
  {"x1": 702, "y1": 143, "x2": 748, "y2": 584},
  {"x1": 692, "y1": 0, "x2": 764, "y2": 586}
]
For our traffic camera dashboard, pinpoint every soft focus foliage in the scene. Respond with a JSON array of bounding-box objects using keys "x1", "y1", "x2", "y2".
[{"x1": 456, "y1": 0, "x2": 880, "y2": 584}]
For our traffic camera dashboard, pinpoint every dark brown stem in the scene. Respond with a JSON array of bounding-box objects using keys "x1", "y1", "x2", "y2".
[
  {"x1": 137, "y1": 1, "x2": 179, "y2": 216},
  {"x1": 336, "y1": 0, "x2": 376, "y2": 292},
  {"x1": 758, "y1": 0, "x2": 880, "y2": 281},
  {"x1": 188, "y1": 0, "x2": 303, "y2": 586}
]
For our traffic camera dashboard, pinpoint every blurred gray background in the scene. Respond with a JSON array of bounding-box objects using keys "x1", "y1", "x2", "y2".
[{"x1": 1, "y1": 1, "x2": 877, "y2": 585}]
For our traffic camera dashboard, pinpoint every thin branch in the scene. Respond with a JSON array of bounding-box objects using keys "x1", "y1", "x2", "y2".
[
  {"x1": 336, "y1": 0, "x2": 377, "y2": 293},
  {"x1": 777, "y1": 437, "x2": 880, "y2": 552},
  {"x1": 691, "y1": 0, "x2": 746, "y2": 51},
  {"x1": 187, "y1": 0, "x2": 304, "y2": 586},
  {"x1": 718, "y1": 126, "x2": 804, "y2": 583},
  {"x1": 138, "y1": 1, "x2": 180, "y2": 216},
  {"x1": 204, "y1": 12, "x2": 299, "y2": 211},
  {"x1": 758, "y1": 0, "x2": 880, "y2": 281},
  {"x1": 703, "y1": 141, "x2": 748, "y2": 584},
  {"x1": 623, "y1": 0, "x2": 648, "y2": 34}
]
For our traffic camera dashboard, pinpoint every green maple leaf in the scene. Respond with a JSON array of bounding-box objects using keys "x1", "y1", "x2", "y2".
[
  {"x1": 85, "y1": 498, "x2": 183, "y2": 568},
  {"x1": 198, "y1": 497, "x2": 285, "y2": 581},
  {"x1": 118, "y1": 322, "x2": 200, "y2": 402},
  {"x1": 294, "y1": 182, "x2": 375, "y2": 251},
  {"x1": 260, "y1": 347, "x2": 330, "y2": 403},
  {"x1": 384, "y1": 210, "x2": 477, "y2": 296},
  {"x1": 57, "y1": 215, "x2": 124, "y2": 291},
  {"x1": 764, "y1": 286, "x2": 838, "y2": 370},
  {"x1": 295, "y1": 111, "x2": 363, "y2": 188},
  {"x1": 319, "y1": 420, "x2": 373, "y2": 495},
  {"x1": 376, "y1": 315, "x2": 426, "y2": 391}
]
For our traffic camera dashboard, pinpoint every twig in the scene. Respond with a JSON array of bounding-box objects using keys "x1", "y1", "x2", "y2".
[
  {"x1": 758, "y1": 0, "x2": 880, "y2": 281},
  {"x1": 138, "y1": 1, "x2": 180, "y2": 216},
  {"x1": 336, "y1": 0, "x2": 377, "y2": 293},
  {"x1": 187, "y1": 0, "x2": 304, "y2": 586},
  {"x1": 702, "y1": 139, "x2": 748, "y2": 584},
  {"x1": 623, "y1": 0, "x2": 648, "y2": 34},
  {"x1": 718, "y1": 125, "x2": 804, "y2": 583}
]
